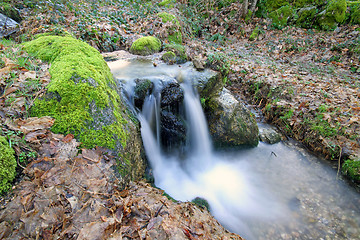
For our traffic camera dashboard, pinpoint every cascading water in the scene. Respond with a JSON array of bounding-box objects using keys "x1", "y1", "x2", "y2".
[{"x1": 109, "y1": 58, "x2": 360, "y2": 240}]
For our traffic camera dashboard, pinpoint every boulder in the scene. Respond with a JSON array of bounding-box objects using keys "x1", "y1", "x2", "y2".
[
  {"x1": 24, "y1": 35, "x2": 146, "y2": 187},
  {"x1": 130, "y1": 36, "x2": 162, "y2": 56},
  {"x1": 206, "y1": 88, "x2": 259, "y2": 147},
  {"x1": 134, "y1": 79, "x2": 154, "y2": 109}
]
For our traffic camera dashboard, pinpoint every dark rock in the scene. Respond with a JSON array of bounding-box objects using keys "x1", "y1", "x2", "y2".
[
  {"x1": 134, "y1": 79, "x2": 154, "y2": 109},
  {"x1": 161, "y1": 81, "x2": 184, "y2": 109},
  {"x1": 160, "y1": 110, "x2": 186, "y2": 149}
]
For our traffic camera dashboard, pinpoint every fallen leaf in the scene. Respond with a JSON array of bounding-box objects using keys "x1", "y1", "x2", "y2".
[{"x1": 14, "y1": 116, "x2": 55, "y2": 134}]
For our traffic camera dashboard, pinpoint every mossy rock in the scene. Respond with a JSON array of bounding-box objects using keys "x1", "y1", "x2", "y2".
[
  {"x1": 0, "y1": 136, "x2": 16, "y2": 195},
  {"x1": 349, "y1": 2, "x2": 360, "y2": 24},
  {"x1": 192, "y1": 197, "x2": 211, "y2": 211},
  {"x1": 249, "y1": 26, "x2": 260, "y2": 41},
  {"x1": 130, "y1": 36, "x2": 162, "y2": 56},
  {"x1": 164, "y1": 43, "x2": 187, "y2": 63},
  {"x1": 162, "y1": 51, "x2": 176, "y2": 64},
  {"x1": 0, "y1": 3, "x2": 22, "y2": 22},
  {"x1": 293, "y1": 0, "x2": 326, "y2": 8},
  {"x1": 159, "y1": 0, "x2": 176, "y2": 8},
  {"x1": 342, "y1": 159, "x2": 360, "y2": 183},
  {"x1": 157, "y1": 12, "x2": 182, "y2": 44},
  {"x1": 269, "y1": 5, "x2": 295, "y2": 29},
  {"x1": 317, "y1": 0, "x2": 347, "y2": 30},
  {"x1": 296, "y1": 6, "x2": 318, "y2": 28},
  {"x1": 23, "y1": 35, "x2": 145, "y2": 187}
]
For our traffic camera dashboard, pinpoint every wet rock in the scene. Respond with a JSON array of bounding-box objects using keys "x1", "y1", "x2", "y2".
[
  {"x1": 259, "y1": 126, "x2": 282, "y2": 144},
  {"x1": 207, "y1": 88, "x2": 259, "y2": 147},
  {"x1": 0, "y1": 13, "x2": 19, "y2": 38},
  {"x1": 192, "y1": 57, "x2": 205, "y2": 71},
  {"x1": 191, "y1": 68, "x2": 223, "y2": 98},
  {"x1": 160, "y1": 81, "x2": 183, "y2": 109},
  {"x1": 134, "y1": 79, "x2": 154, "y2": 109},
  {"x1": 160, "y1": 110, "x2": 186, "y2": 148}
]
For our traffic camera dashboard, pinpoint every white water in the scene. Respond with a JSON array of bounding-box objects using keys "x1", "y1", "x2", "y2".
[{"x1": 110, "y1": 60, "x2": 360, "y2": 239}]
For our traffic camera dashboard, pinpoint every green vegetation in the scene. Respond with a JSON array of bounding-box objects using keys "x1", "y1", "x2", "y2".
[
  {"x1": 159, "y1": 0, "x2": 176, "y2": 8},
  {"x1": 249, "y1": 26, "x2": 260, "y2": 41},
  {"x1": 24, "y1": 35, "x2": 128, "y2": 150},
  {"x1": 162, "y1": 51, "x2": 176, "y2": 64},
  {"x1": 164, "y1": 43, "x2": 187, "y2": 63},
  {"x1": 157, "y1": 12, "x2": 183, "y2": 44},
  {"x1": 317, "y1": 0, "x2": 347, "y2": 30},
  {"x1": 269, "y1": 5, "x2": 294, "y2": 29},
  {"x1": 192, "y1": 197, "x2": 211, "y2": 211},
  {"x1": 207, "y1": 52, "x2": 230, "y2": 77},
  {"x1": 0, "y1": 136, "x2": 16, "y2": 195},
  {"x1": 130, "y1": 36, "x2": 162, "y2": 56},
  {"x1": 0, "y1": 2, "x2": 22, "y2": 22},
  {"x1": 342, "y1": 159, "x2": 360, "y2": 182}
]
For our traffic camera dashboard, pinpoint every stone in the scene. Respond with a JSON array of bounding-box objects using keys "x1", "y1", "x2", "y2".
[
  {"x1": 130, "y1": 36, "x2": 162, "y2": 56},
  {"x1": 0, "y1": 13, "x2": 19, "y2": 38},
  {"x1": 134, "y1": 79, "x2": 154, "y2": 109},
  {"x1": 259, "y1": 126, "x2": 282, "y2": 144},
  {"x1": 192, "y1": 57, "x2": 205, "y2": 71},
  {"x1": 206, "y1": 88, "x2": 259, "y2": 147},
  {"x1": 160, "y1": 110, "x2": 186, "y2": 149}
]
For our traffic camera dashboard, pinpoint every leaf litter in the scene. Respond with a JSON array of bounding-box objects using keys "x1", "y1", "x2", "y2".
[{"x1": 0, "y1": 129, "x2": 242, "y2": 239}]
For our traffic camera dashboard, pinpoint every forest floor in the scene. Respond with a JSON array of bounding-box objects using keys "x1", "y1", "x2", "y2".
[{"x1": 0, "y1": 0, "x2": 360, "y2": 238}]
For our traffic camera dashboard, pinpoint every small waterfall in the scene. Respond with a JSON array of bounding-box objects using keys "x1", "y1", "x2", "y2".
[{"x1": 182, "y1": 83, "x2": 212, "y2": 170}]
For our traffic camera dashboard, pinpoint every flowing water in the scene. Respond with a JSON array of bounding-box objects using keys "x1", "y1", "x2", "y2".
[{"x1": 109, "y1": 57, "x2": 360, "y2": 240}]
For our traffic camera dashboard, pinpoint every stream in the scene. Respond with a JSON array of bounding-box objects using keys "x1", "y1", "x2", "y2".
[{"x1": 108, "y1": 55, "x2": 360, "y2": 240}]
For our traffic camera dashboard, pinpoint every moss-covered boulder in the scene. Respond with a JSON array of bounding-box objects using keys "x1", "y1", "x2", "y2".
[
  {"x1": 159, "y1": 0, "x2": 176, "y2": 8},
  {"x1": 130, "y1": 36, "x2": 162, "y2": 56},
  {"x1": 317, "y1": 0, "x2": 347, "y2": 30},
  {"x1": 162, "y1": 51, "x2": 176, "y2": 64},
  {"x1": 164, "y1": 43, "x2": 187, "y2": 63},
  {"x1": 296, "y1": 6, "x2": 318, "y2": 28},
  {"x1": 23, "y1": 35, "x2": 145, "y2": 186},
  {"x1": 349, "y1": 1, "x2": 360, "y2": 24},
  {"x1": 269, "y1": 5, "x2": 295, "y2": 29},
  {"x1": 206, "y1": 88, "x2": 259, "y2": 147},
  {"x1": 0, "y1": 136, "x2": 16, "y2": 195},
  {"x1": 157, "y1": 12, "x2": 182, "y2": 44}
]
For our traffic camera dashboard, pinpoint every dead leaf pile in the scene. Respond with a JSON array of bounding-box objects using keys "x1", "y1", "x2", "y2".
[{"x1": 0, "y1": 132, "x2": 243, "y2": 239}]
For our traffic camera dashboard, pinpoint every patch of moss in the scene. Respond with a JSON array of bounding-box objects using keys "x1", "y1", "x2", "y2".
[
  {"x1": 249, "y1": 26, "x2": 260, "y2": 41},
  {"x1": 265, "y1": 0, "x2": 289, "y2": 12},
  {"x1": 130, "y1": 36, "x2": 162, "y2": 56},
  {"x1": 0, "y1": 136, "x2": 16, "y2": 195},
  {"x1": 317, "y1": 0, "x2": 347, "y2": 30},
  {"x1": 162, "y1": 51, "x2": 176, "y2": 64},
  {"x1": 293, "y1": 0, "x2": 326, "y2": 8},
  {"x1": 164, "y1": 43, "x2": 187, "y2": 63},
  {"x1": 342, "y1": 159, "x2": 360, "y2": 183},
  {"x1": 349, "y1": 1, "x2": 360, "y2": 24},
  {"x1": 159, "y1": 0, "x2": 175, "y2": 8},
  {"x1": 0, "y1": 3, "x2": 22, "y2": 22},
  {"x1": 269, "y1": 5, "x2": 294, "y2": 29},
  {"x1": 296, "y1": 6, "x2": 318, "y2": 28},
  {"x1": 23, "y1": 35, "x2": 128, "y2": 150},
  {"x1": 157, "y1": 12, "x2": 182, "y2": 44},
  {"x1": 192, "y1": 197, "x2": 211, "y2": 211}
]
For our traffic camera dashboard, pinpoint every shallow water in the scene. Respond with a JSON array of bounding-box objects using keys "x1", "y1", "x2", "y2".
[{"x1": 109, "y1": 58, "x2": 360, "y2": 240}]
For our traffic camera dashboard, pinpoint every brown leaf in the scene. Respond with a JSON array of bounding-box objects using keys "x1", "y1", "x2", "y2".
[
  {"x1": 15, "y1": 116, "x2": 55, "y2": 134},
  {"x1": 62, "y1": 134, "x2": 74, "y2": 143},
  {"x1": 82, "y1": 148, "x2": 101, "y2": 163},
  {"x1": 3, "y1": 87, "x2": 17, "y2": 97}
]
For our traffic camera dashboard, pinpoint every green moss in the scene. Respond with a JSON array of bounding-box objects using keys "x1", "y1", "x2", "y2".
[
  {"x1": 269, "y1": 5, "x2": 294, "y2": 29},
  {"x1": 265, "y1": 0, "x2": 289, "y2": 12},
  {"x1": 192, "y1": 197, "x2": 211, "y2": 211},
  {"x1": 0, "y1": 3, "x2": 22, "y2": 22},
  {"x1": 162, "y1": 51, "x2": 176, "y2": 64},
  {"x1": 317, "y1": 0, "x2": 347, "y2": 30},
  {"x1": 249, "y1": 26, "x2": 260, "y2": 41},
  {"x1": 293, "y1": 0, "x2": 326, "y2": 8},
  {"x1": 164, "y1": 43, "x2": 187, "y2": 63},
  {"x1": 130, "y1": 36, "x2": 162, "y2": 56},
  {"x1": 159, "y1": 0, "x2": 175, "y2": 8},
  {"x1": 296, "y1": 6, "x2": 318, "y2": 28},
  {"x1": 349, "y1": 2, "x2": 360, "y2": 24},
  {"x1": 157, "y1": 12, "x2": 182, "y2": 44},
  {"x1": 342, "y1": 159, "x2": 360, "y2": 182},
  {"x1": 23, "y1": 35, "x2": 128, "y2": 150},
  {"x1": 0, "y1": 136, "x2": 16, "y2": 195}
]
